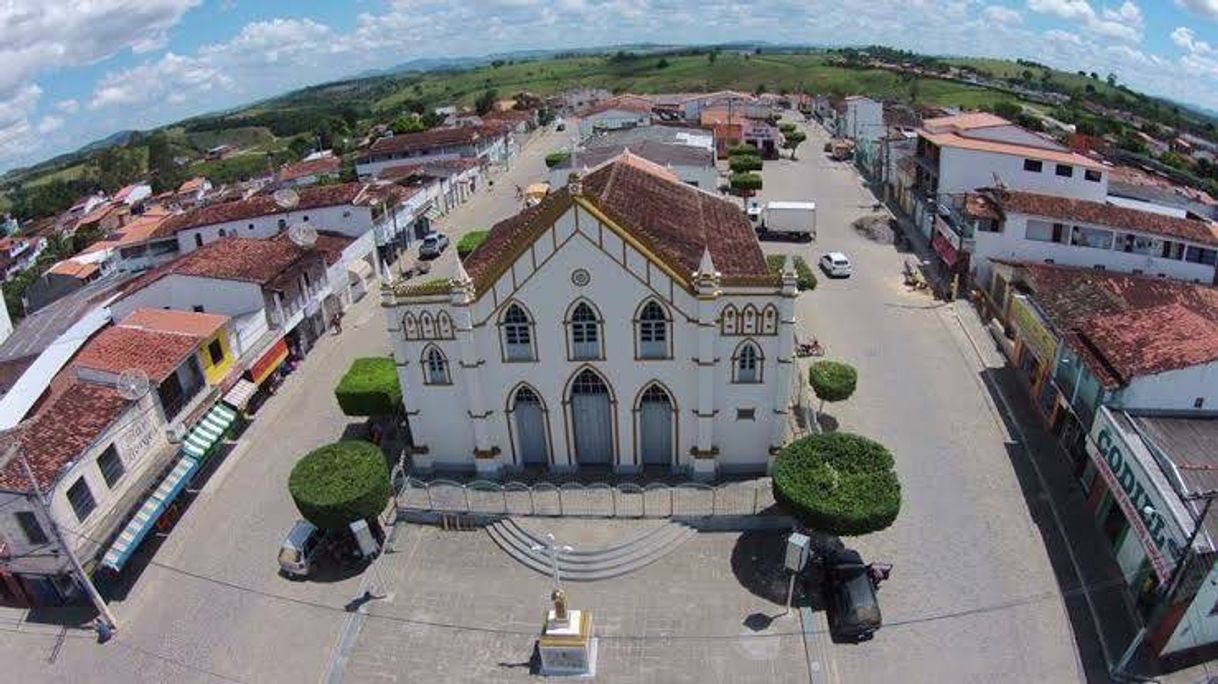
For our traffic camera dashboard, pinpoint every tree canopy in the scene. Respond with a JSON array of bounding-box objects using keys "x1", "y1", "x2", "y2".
[
  {"x1": 808, "y1": 360, "x2": 857, "y2": 407},
  {"x1": 782, "y1": 130, "x2": 807, "y2": 160},
  {"x1": 772, "y1": 432, "x2": 901, "y2": 536},
  {"x1": 729, "y1": 154, "x2": 762, "y2": 173},
  {"x1": 729, "y1": 172, "x2": 763, "y2": 195},
  {"x1": 334, "y1": 357, "x2": 402, "y2": 417},
  {"x1": 288, "y1": 441, "x2": 391, "y2": 530}
]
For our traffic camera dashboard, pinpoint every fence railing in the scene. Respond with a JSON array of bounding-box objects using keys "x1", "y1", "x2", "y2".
[{"x1": 395, "y1": 477, "x2": 777, "y2": 518}]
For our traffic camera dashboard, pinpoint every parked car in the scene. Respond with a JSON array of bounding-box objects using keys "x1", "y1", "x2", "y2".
[
  {"x1": 823, "y1": 549, "x2": 882, "y2": 642},
  {"x1": 555, "y1": 118, "x2": 566, "y2": 131},
  {"x1": 419, "y1": 232, "x2": 450, "y2": 259},
  {"x1": 278, "y1": 520, "x2": 325, "y2": 579},
  {"x1": 819, "y1": 252, "x2": 853, "y2": 278}
]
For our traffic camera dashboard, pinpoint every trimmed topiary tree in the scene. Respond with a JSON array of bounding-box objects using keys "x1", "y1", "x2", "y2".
[
  {"x1": 808, "y1": 360, "x2": 857, "y2": 410},
  {"x1": 289, "y1": 441, "x2": 392, "y2": 530},
  {"x1": 728, "y1": 143, "x2": 759, "y2": 158},
  {"x1": 730, "y1": 172, "x2": 763, "y2": 200},
  {"x1": 335, "y1": 357, "x2": 402, "y2": 417},
  {"x1": 772, "y1": 432, "x2": 901, "y2": 536},
  {"x1": 545, "y1": 150, "x2": 571, "y2": 168},
  {"x1": 729, "y1": 154, "x2": 763, "y2": 173}
]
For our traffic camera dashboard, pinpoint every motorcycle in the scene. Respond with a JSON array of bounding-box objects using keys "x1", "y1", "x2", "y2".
[{"x1": 795, "y1": 339, "x2": 824, "y2": 357}]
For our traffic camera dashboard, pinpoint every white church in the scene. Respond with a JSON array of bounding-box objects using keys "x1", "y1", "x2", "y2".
[{"x1": 383, "y1": 154, "x2": 800, "y2": 480}]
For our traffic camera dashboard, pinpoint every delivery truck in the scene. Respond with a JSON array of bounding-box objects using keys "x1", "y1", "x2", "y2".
[{"x1": 758, "y1": 201, "x2": 816, "y2": 242}]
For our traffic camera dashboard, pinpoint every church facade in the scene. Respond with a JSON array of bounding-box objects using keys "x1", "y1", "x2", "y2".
[{"x1": 383, "y1": 155, "x2": 800, "y2": 479}]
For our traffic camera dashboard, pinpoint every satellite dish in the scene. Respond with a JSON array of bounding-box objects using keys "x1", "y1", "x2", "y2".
[
  {"x1": 116, "y1": 368, "x2": 150, "y2": 400},
  {"x1": 288, "y1": 223, "x2": 318, "y2": 248},
  {"x1": 273, "y1": 188, "x2": 300, "y2": 210}
]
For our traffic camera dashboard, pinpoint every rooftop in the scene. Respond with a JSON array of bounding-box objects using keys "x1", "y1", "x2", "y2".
[
  {"x1": 554, "y1": 141, "x2": 714, "y2": 171},
  {"x1": 124, "y1": 233, "x2": 326, "y2": 292},
  {"x1": 584, "y1": 95, "x2": 654, "y2": 117},
  {"x1": 1128, "y1": 412, "x2": 1218, "y2": 499},
  {"x1": 279, "y1": 156, "x2": 342, "y2": 182},
  {"x1": 153, "y1": 183, "x2": 370, "y2": 237},
  {"x1": 119, "y1": 308, "x2": 228, "y2": 338},
  {"x1": 74, "y1": 323, "x2": 202, "y2": 382},
  {"x1": 582, "y1": 124, "x2": 714, "y2": 151},
  {"x1": 919, "y1": 113, "x2": 1104, "y2": 170},
  {"x1": 363, "y1": 127, "x2": 484, "y2": 158}
]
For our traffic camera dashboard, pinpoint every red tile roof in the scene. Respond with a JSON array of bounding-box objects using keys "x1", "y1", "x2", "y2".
[
  {"x1": 120, "y1": 308, "x2": 228, "y2": 338},
  {"x1": 124, "y1": 234, "x2": 325, "y2": 293},
  {"x1": 153, "y1": 183, "x2": 367, "y2": 237},
  {"x1": 75, "y1": 324, "x2": 202, "y2": 382},
  {"x1": 0, "y1": 382, "x2": 132, "y2": 493},
  {"x1": 1016, "y1": 263, "x2": 1218, "y2": 388},
  {"x1": 462, "y1": 156, "x2": 772, "y2": 295},
  {"x1": 990, "y1": 189, "x2": 1218, "y2": 246},
  {"x1": 364, "y1": 127, "x2": 483, "y2": 158},
  {"x1": 279, "y1": 156, "x2": 341, "y2": 182},
  {"x1": 178, "y1": 177, "x2": 209, "y2": 194},
  {"x1": 584, "y1": 96, "x2": 653, "y2": 117}
]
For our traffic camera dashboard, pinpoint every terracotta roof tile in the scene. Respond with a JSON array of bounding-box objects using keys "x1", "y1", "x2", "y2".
[
  {"x1": 279, "y1": 156, "x2": 341, "y2": 182},
  {"x1": 363, "y1": 127, "x2": 483, "y2": 159},
  {"x1": 585, "y1": 96, "x2": 654, "y2": 117},
  {"x1": 119, "y1": 308, "x2": 228, "y2": 338},
  {"x1": 0, "y1": 382, "x2": 132, "y2": 493},
  {"x1": 124, "y1": 234, "x2": 325, "y2": 294},
  {"x1": 993, "y1": 189, "x2": 1218, "y2": 246},
  {"x1": 75, "y1": 324, "x2": 201, "y2": 382},
  {"x1": 154, "y1": 183, "x2": 366, "y2": 237}
]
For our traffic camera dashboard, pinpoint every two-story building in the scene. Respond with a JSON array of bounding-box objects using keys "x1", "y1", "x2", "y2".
[
  {"x1": 277, "y1": 155, "x2": 342, "y2": 188},
  {"x1": 356, "y1": 126, "x2": 508, "y2": 179},
  {"x1": 577, "y1": 96, "x2": 654, "y2": 138},
  {"x1": 549, "y1": 144, "x2": 717, "y2": 190},
  {"x1": 383, "y1": 155, "x2": 800, "y2": 480}
]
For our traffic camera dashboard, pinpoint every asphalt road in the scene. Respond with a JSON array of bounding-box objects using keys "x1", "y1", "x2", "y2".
[{"x1": 756, "y1": 116, "x2": 1083, "y2": 682}]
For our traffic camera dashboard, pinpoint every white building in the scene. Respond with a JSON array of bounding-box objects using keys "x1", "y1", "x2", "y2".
[
  {"x1": 678, "y1": 91, "x2": 770, "y2": 123},
  {"x1": 549, "y1": 145, "x2": 718, "y2": 190},
  {"x1": 277, "y1": 155, "x2": 341, "y2": 188},
  {"x1": 577, "y1": 96, "x2": 654, "y2": 138},
  {"x1": 384, "y1": 156, "x2": 800, "y2": 480},
  {"x1": 956, "y1": 187, "x2": 1218, "y2": 286},
  {"x1": 356, "y1": 126, "x2": 508, "y2": 179},
  {"x1": 841, "y1": 96, "x2": 884, "y2": 145}
]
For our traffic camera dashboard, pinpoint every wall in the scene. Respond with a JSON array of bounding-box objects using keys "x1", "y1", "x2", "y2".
[
  {"x1": 197, "y1": 326, "x2": 237, "y2": 386},
  {"x1": 936, "y1": 146, "x2": 1108, "y2": 201},
  {"x1": 844, "y1": 99, "x2": 884, "y2": 144},
  {"x1": 356, "y1": 139, "x2": 500, "y2": 178},
  {"x1": 111, "y1": 275, "x2": 271, "y2": 358},
  {"x1": 175, "y1": 204, "x2": 373, "y2": 255},
  {"x1": 1113, "y1": 360, "x2": 1218, "y2": 412},
  {"x1": 972, "y1": 213, "x2": 1217, "y2": 285},
  {"x1": 389, "y1": 204, "x2": 785, "y2": 475},
  {"x1": 1165, "y1": 561, "x2": 1218, "y2": 654},
  {"x1": 579, "y1": 111, "x2": 650, "y2": 138}
]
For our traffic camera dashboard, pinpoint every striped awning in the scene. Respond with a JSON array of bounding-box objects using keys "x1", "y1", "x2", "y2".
[
  {"x1": 180, "y1": 403, "x2": 236, "y2": 462},
  {"x1": 101, "y1": 456, "x2": 199, "y2": 573},
  {"x1": 424, "y1": 203, "x2": 443, "y2": 220},
  {"x1": 222, "y1": 378, "x2": 258, "y2": 411}
]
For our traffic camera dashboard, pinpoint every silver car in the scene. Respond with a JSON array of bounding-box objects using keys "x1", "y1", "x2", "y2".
[{"x1": 419, "y1": 232, "x2": 450, "y2": 259}]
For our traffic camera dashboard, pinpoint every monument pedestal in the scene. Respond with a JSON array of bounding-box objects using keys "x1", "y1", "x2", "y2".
[{"x1": 537, "y1": 609, "x2": 597, "y2": 677}]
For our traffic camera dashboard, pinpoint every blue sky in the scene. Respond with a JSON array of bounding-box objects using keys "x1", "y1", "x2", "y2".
[{"x1": 4, "y1": 0, "x2": 1218, "y2": 173}]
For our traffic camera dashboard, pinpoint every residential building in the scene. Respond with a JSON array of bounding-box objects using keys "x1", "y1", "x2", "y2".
[
  {"x1": 383, "y1": 155, "x2": 801, "y2": 480},
  {"x1": 561, "y1": 87, "x2": 613, "y2": 114},
  {"x1": 700, "y1": 109, "x2": 780, "y2": 158},
  {"x1": 582, "y1": 124, "x2": 715, "y2": 155},
  {"x1": 0, "y1": 236, "x2": 45, "y2": 283},
  {"x1": 277, "y1": 155, "x2": 342, "y2": 188},
  {"x1": 174, "y1": 177, "x2": 213, "y2": 208},
  {"x1": 482, "y1": 108, "x2": 538, "y2": 134},
  {"x1": 549, "y1": 143, "x2": 718, "y2": 190},
  {"x1": 678, "y1": 91, "x2": 771, "y2": 122},
  {"x1": 841, "y1": 96, "x2": 885, "y2": 145},
  {"x1": 356, "y1": 126, "x2": 508, "y2": 179},
  {"x1": 378, "y1": 159, "x2": 482, "y2": 219},
  {"x1": 112, "y1": 183, "x2": 152, "y2": 207},
  {"x1": 577, "y1": 96, "x2": 654, "y2": 138}
]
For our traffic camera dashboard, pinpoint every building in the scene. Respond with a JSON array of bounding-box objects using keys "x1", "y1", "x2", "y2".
[
  {"x1": 277, "y1": 156, "x2": 342, "y2": 188},
  {"x1": 383, "y1": 156, "x2": 801, "y2": 480},
  {"x1": 112, "y1": 183, "x2": 152, "y2": 207},
  {"x1": 378, "y1": 158, "x2": 482, "y2": 218},
  {"x1": 678, "y1": 91, "x2": 770, "y2": 122},
  {"x1": 700, "y1": 109, "x2": 780, "y2": 158},
  {"x1": 174, "y1": 177, "x2": 213, "y2": 208},
  {"x1": 549, "y1": 144, "x2": 717, "y2": 190},
  {"x1": 356, "y1": 127, "x2": 508, "y2": 179},
  {"x1": 841, "y1": 96, "x2": 885, "y2": 145},
  {"x1": 0, "y1": 236, "x2": 45, "y2": 283},
  {"x1": 577, "y1": 96, "x2": 654, "y2": 138},
  {"x1": 945, "y1": 187, "x2": 1218, "y2": 286},
  {"x1": 582, "y1": 124, "x2": 715, "y2": 155},
  {"x1": 561, "y1": 88, "x2": 613, "y2": 114}
]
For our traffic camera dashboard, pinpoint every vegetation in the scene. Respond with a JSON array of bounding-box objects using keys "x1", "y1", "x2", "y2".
[
  {"x1": 782, "y1": 130, "x2": 807, "y2": 160},
  {"x1": 334, "y1": 357, "x2": 402, "y2": 417},
  {"x1": 288, "y1": 441, "x2": 391, "y2": 530},
  {"x1": 772, "y1": 432, "x2": 901, "y2": 536},
  {"x1": 765, "y1": 254, "x2": 817, "y2": 291},
  {"x1": 457, "y1": 230, "x2": 489, "y2": 259},
  {"x1": 728, "y1": 143, "x2": 759, "y2": 158},
  {"x1": 545, "y1": 150, "x2": 571, "y2": 168},
  {"x1": 728, "y1": 154, "x2": 762, "y2": 173},
  {"x1": 729, "y1": 172, "x2": 762, "y2": 197},
  {"x1": 808, "y1": 360, "x2": 857, "y2": 409}
]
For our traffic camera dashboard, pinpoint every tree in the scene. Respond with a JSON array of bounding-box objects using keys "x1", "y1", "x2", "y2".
[
  {"x1": 782, "y1": 130, "x2": 807, "y2": 160},
  {"x1": 1021, "y1": 69, "x2": 1034, "y2": 83},
  {"x1": 288, "y1": 441, "x2": 391, "y2": 530},
  {"x1": 421, "y1": 111, "x2": 446, "y2": 129},
  {"x1": 729, "y1": 154, "x2": 762, "y2": 173},
  {"x1": 754, "y1": 82, "x2": 768, "y2": 96},
  {"x1": 807, "y1": 360, "x2": 857, "y2": 411},
  {"x1": 708, "y1": 50, "x2": 718, "y2": 64},
  {"x1": 391, "y1": 116, "x2": 427, "y2": 135},
  {"x1": 656, "y1": 58, "x2": 670, "y2": 69},
  {"x1": 778, "y1": 122, "x2": 796, "y2": 135},
  {"x1": 727, "y1": 143, "x2": 759, "y2": 158},
  {"x1": 334, "y1": 358, "x2": 402, "y2": 417},
  {"x1": 545, "y1": 150, "x2": 571, "y2": 168},
  {"x1": 729, "y1": 172, "x2": 762, "y2": 201},
  {"x1": 475, "y1": 88, "x2": 498, "y2": 116},
  {"x1": 991, "y1": 101, "x2": 1021, "y2": 120},
  {"x1": 1089, "y1": 71, "x2": 1099, "y2": 80},
  {"x1": 1014, "y1": 113, "x2": 1044, "y2": 132},
  {"x1": 147, "y1": 132, "x2": 180, "y2": 194},
  {"x1": 287, "y1": 136, "x2": 313, "y2": 160},
  {"x1": 1106, "y1": 72, "x2": 1118, "y2": 87},
  {"x1": 771, "y1": 432, "x2": 902, "y2": 536}
]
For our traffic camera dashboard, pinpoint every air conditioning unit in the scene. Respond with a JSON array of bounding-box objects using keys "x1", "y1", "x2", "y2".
[{"x1": 166, "y1": 422, "x2": 188, "y2": 443}]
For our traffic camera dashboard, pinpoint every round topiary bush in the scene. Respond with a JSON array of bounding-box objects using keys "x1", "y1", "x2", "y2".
[
  {"x1": 808, "y1": 360, "x2": 857, "y2": 407},
  {"x1": 289, "y1": 440, "x2": 391, "y2": 530},
  {"x1": 772, "y1": 432, "x2": 901, "y2": 536}
]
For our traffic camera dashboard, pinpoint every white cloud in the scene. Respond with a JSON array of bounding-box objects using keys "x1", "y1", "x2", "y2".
[
  {"x1": 1027, "y1": 0, "x2": 1143, "y2": 42},
  {"x1": 91, "y1": 53, "x2": 232, "y2": 109},
  {"x1": 982, "y1": 5, "x2": 1023, "y2": 23},
  {"x1": 55, "y1": 99, "x2": 79, "y2": 114},
  {"x1": 36, "y1": 115, "x2": 63, "y2": 134},
  {"x1": 1176, "y1": 0, "x2": 1218, "y2": 20}
]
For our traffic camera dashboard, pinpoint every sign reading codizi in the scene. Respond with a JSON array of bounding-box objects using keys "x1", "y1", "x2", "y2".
[{"x1": 1086, "y1": 407, "x2": 1187, "y2": 582}]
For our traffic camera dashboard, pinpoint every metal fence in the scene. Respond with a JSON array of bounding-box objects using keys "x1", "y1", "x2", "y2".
[{"x1": 395, "y1": 477, "x2": 777, "y2": 518}]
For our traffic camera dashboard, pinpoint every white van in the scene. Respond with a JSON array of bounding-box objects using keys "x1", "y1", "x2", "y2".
[{"x1": 278, "y1": 520, "x2": 325, "y2": 579}]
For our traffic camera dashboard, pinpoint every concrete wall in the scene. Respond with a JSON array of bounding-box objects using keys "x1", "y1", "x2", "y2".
[
  {"x1": 937, "y1": 146, "x2": 1108, "y2": 201},
  {"x1": 112, "y1": 275, "x2": 271, "y2": 357},
  {"x1": 578, "y1": 111, "x2": 651, "y2": 138},
  {"x1": 1113, "y1": 360, "x2": 1218, "y2": 412},
  {"x1": 175, "y1": 205, "x2": 375, "y2": 254},
  {"x1": 1165, "y1": 561, "x2": 1218, "y2": 654},
  {"x1": 387, "y1": 204, "x2": 786, "y2": 475},
  {"x1": 844, "y1": 99, "x2": 884, "y2": 144}
]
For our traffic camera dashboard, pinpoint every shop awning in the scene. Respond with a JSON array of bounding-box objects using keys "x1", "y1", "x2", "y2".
[
  {"x1": 347, "y1": 259, "x2": 373, "y2": 284},
  {"x1": 101, "y1": 456, "x2": 199, "y2": 573},
  {"x1": 424, "y1": 203, "x2": 443, "y2": 220},
  {"x1": 180, "y1": 403, "x2": 237, "y2": 462},
  {"x1": 247, "y1": 339, "x2": 289, "y2": 385},
  {"x1": 222, "y1": 378, "x2": 258, "y2": 411}
]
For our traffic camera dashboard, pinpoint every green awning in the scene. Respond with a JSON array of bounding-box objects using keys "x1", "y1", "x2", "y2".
[{"x1": 181, "y1": 403, "x2": 237, "y2": 463}]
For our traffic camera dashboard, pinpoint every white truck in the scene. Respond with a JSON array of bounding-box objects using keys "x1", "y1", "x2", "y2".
[{"x1": 758, "y1": 201, "x2": 816, "y2": 242}]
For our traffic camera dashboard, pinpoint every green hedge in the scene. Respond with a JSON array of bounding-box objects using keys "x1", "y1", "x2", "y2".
[
  {"x1": 808, "y1": 360, "x2": 857, "y2": 404},
  {"x1": 729, "y1": 155, "x2": 762, "y2": 173},
  {"x1": 765, "y1": 254, "x2": 817, "y2": 291},
  {"x1": 335, "y1": 357, "x2": 402, "y2": 417},
  {"x1": 772, "y1": 432, "x2": 901, "y2": 536},
  {"x1": 728, "y1": 143, "x2": 759, "y2": 157},
  {"x1": 289, "y1": 441, "x2": 392, "y2": 530},
  {"x1": 457, "y1": 230, "x2": 489, "y2": 259},
  {"x1": 545, "y1": 150, "x2": 571, "y2": 168},
  {"x1": 729, "y1": 172, "x2": 763, "y2": 193}
]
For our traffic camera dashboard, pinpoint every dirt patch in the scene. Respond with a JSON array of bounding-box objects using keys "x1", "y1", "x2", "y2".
[{"x1": 852, "y1": 213, "x2": 896, "y2": 244}]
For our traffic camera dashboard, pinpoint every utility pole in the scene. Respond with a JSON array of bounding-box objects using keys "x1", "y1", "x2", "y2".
[{"x1": 15, "y1": 448, "x2": 118, "y2": 632}]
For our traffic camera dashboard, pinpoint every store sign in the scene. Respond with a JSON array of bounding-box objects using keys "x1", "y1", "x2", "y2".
[
  {"x1": 1010, "y1": 295, "x2": 1058, "y2": 364},
  {"x1": 1087, "y1": 408, "x2": 1186, "y2": 582},
  {"x1": 935, "y1": 216, "x2": 963, "y2": 250}
]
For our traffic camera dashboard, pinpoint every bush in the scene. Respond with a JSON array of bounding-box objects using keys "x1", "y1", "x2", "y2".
[
  {"x1": 808, "y1": 360, "x2": 857, "y2": 406},
  {"x1": 457, "y1": 230, "x2": 489, "y2": 259},
  {"x1": 779, "y1": 122, "x2": 796, "y2": 134},
  {"x1": 544, "y1": 150, "x2": 570, "y2": 168},
  {"x1": 335, "y1": 357, "x2": 402, "y2": 417},
  {"x1": 772, "y1": 432, "x2": 901, "y2": 536},
  {"x1": 729, "y1": 155, "x2": 763, "y2": 173},
  {"x1": 728, "y1": 143, "x2": 759, "y2": 157},
  {"x1": 729, "y1": 172, "x2": 763, "y2": 194},
  {"x1": 289, "y1": 441, "x2": 392, "y2": 530},
  {"x1": 765, "y1": 254, "x2": 817, "y2": 291}
]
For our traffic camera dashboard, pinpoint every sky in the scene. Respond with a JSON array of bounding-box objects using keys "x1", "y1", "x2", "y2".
[{"x1": 4, "y1": 0, "x2": 1218, "y2": 173}]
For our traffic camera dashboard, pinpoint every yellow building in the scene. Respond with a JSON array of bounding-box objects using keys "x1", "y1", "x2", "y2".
[{"x1": 118, "y1": 308, "x2": 236, "y2": 386}]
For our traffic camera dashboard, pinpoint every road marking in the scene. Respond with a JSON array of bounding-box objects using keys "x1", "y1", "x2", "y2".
[{"x1": 799, "y1": 606, "x2": 839, "y2": 684}]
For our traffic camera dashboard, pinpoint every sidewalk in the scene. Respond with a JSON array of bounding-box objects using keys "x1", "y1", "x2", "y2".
[{"x1": 948, "y1": 300, "x2": 1146, "y2": 682}]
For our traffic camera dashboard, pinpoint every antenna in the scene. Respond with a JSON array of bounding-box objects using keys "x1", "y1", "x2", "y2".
[
  {"x1": 991, "y1": 171, "x2": 1007, "y2": 191},
  {"x1": 116, "y1": 368, "x2": 150, "y2": 400},
  {"x1": 288, "y1": 223, "x2": 318, "y2": 248},
  {"x1": 273, "y1": 188, "x2": 300, "y2": 210}
]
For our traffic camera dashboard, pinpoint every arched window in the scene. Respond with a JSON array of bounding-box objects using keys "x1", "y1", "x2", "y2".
[
  {"x1": 741, "y1": 305, "x2": 758, "y2": 335},
  {"x1": 636, "y1": 300, "x2": 670, "y2": 359},
  {"x1": 402, "y1": 312, "x2": 418, "y2": 339},
  {"x1": 733, "y1": 341, "x2": 762, "y2": 383},
  {"x1": 761, "y1": 305, "x2": 778, "y2": 335},
  {"x1": 568, "y1": 301, "x2": 602, "y2": 360},
  {"x1": 218, "y1": 228, "x2": 227, "y2": 238},
  {"x1": 437, "y1": 311, "x2": 454, "y2": 339},
  {"x1": 721, "y1": 306, "x2": 738, "y2": 335},
  {"x1": 422, "y1": 346, "x2": 450, "y2": 385},
  {"x1": 419, "y1": 311, "x2": 435, "y2": 339},
  {"x1": 501, "y1": 303, "x2": 534, "y2": 361},
  {"x1": 194, "y1": 233, "x2": 203, "y2": 248}
]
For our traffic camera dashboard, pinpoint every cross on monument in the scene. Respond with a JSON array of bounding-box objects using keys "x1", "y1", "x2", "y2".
[{"x1": 532, "y1": 532, "x2": 574, "y2": 593}]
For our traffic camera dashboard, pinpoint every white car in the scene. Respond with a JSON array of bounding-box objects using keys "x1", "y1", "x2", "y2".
[
  {"x1": 819, "y1": 252, "x2": 853, "y2": 278},
  {"x1": 746, "y1": 199, "x2": 762, "y2": 223},
  {"x1": 419, "y1": 232, "x2": 450, "y2": 259}
]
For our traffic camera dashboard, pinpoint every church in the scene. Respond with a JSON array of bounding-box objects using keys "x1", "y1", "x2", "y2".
[{"x1": 383, "y1": 153, "x2": 801, "y2": 479}]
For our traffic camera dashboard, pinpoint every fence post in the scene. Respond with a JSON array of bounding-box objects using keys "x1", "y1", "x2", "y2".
[
  {"x1": 611, "y1": 487, "x2": 617, "y2": 517},
  {"x1": 642, "y1": 489, "x2": 647, "y2": 517},
  {"x1": 502, "y1": 488, "x2": 509, "y2": 514},
  {"x1": 558, "y1": 488, "x2": 565, "y2": 516},
  {"x1": 712, "y1": 488, "x2": 718, "y2": 516},
  {"x1": 426, "y1": 484, "x2": 434, "y2": 511},
  {"x1": 464, "y1": 486, "x2": 471, "y2": 513},
  {"x1": 669, "y1": 486, "x2": 674, "y2": 515},
  {"x1": 528, "y1": 488, "x2": 536, "y2": 516},
  {"x1": 753, "y1": 486, "x2": 759, "y2": 515}
]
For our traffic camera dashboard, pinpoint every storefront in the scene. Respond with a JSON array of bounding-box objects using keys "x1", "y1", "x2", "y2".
[
  {"x1": 1007, "y1": 293, "x2": 1060, "y2": 418},
  {"x1": 243, "y1": 338, "x2": 290, "y2": 414}
]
